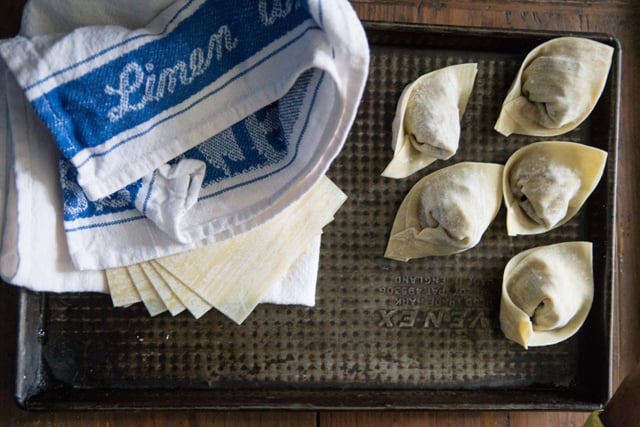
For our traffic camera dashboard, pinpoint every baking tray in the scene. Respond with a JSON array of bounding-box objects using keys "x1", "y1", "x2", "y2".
[{"x1": 13, "y1": 22, "x2": 620, "y2": 411}]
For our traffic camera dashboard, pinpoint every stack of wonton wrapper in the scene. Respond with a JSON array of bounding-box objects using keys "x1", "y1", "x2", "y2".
[{"x1": 0, "y1": 0, "x2": 369, "y2": 324}]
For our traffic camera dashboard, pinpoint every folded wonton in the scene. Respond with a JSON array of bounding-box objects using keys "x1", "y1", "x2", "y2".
[
  {"x1": 500, "y1": 241, "x2": 594, "y2": 349},
  {"x1": 495, "y1": 37, "x2": 613, "y2": 137},
  {"x1": 384, "y1": 162, "x2": 503, "y2": 261},
  {"x1": 503, "y1": 141, "x2": 607, "y2": 236},
  {"x1": 382, "y1": 63, "x2": 478, "y2": 178}
]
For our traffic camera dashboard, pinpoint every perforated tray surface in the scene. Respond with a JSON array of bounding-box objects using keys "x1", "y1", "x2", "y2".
[{"x1": 14, "y1": 23, "x2": 619, "y2": 410}]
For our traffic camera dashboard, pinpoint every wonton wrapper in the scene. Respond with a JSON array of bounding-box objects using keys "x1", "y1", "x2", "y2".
[
  {"x1": 384, "y1": 162, "x2": 503, "y2": 261},
  {"x1": 503, "y1": 141, "x2": 607, "y2": 236},
  {"x1": 106, "y1": 267, "x2": 140, "y2": 308},
  {"x1": 104, "y1": 176, "x2": 345, "y2": 323},
  {"x1": 127, "y1": 264, "x2": 167, "y2": 317},
  {"x1": 500, "y1": 241, "x2": 594, "y2": 349},
  {"x1": 382, "y1": 63, "x2": 478, "y2": 178},
  {"x1": 495, "y1": 37, "x2": 613, "y2": 137},
  {"x1": 156, "y1": 176, "x2": 346, "y2": 324}
]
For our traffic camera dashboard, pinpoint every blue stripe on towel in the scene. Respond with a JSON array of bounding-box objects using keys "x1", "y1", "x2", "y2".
[
  {"x1": 32, "y1": 0, "x2": 313, "y2": 160},
  {"x1": 64, "y1": 215, "x2": 146, "y2": 233},
  {"x1": 60, "y1": 158, "x2": 140, "y2": 221},
  {"x1": 200, "y1": 70, "x2": 323, "y2": 201},
  {"x1": 72, "y1": 24, "x2": 321, "y2": 170},
  {"x1": 62, "y1": 67, "x2": 324, "y2": 233}
]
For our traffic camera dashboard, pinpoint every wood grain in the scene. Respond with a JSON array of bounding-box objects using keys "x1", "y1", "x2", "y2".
[
  {"x1": 1, "y1": 0, "x2": 639, "y2": 426},
  {"x1": 320, "y1": 411, "x2": 591, "y2": 426}
]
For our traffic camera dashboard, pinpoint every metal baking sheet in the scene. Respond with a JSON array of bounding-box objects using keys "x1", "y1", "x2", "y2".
[{"x1": 13, "y1": 22, "x2": 619, "y2": 411}]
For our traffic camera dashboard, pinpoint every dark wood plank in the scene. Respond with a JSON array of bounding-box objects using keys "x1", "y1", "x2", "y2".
[
  {"x1": 319, "y1": 411, "x2": 590, "y2": 427},
  {"x1": 2, "y1": 1, "x2": 639, "y2": 426}
]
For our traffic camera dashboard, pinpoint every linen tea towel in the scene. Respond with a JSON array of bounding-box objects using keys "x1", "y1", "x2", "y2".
[
  {"x1": 1, "y1": 0, "x2": 369, "y2": 270},
  {"x1": 0, "y1": 0, "x2": 327, "y2": 306},
  {"x1": 19, "y1": 0, "x2": 175, "y2": 37},
  {"x1": 0, "y1": 0, "x2": 176, "y2": 293},
  {"x1": 0, "y1": 68, "x2": 107, "y2": 293},
  {"x1": 1, "y1": 66, "x2": 321, "y2": 302}
]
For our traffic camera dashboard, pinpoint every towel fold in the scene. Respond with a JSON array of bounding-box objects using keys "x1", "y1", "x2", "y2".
[
  {"x1": 2, "y1": 0, "x2": 369, "y2": 271},
  {"x1": 2, "y1": 0, "x2": 339, "y2": 201},
  {"x1": 20, "y1": 0, "x2": 175, "y2": 36},
  {"x1": 134, "y1": 158, "x2": 206, "y2": 243},
  {"x1": 0, "y1": 68, "x2": 107, "y2": 292},
  {"x1": 0, "y1": 66, "x2": 323, "y2": 302},
  {"x1": 0, "y1": 0, "x2": 366, "y2": 311}
]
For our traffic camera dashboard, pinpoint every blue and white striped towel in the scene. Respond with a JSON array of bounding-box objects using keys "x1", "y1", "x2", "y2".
[
  {"x1": 1, "y1": 0, "x2": 369, "y2": 270},
  {"x1": 0, "y1": 0, "x2": 334, "y2": 306}
]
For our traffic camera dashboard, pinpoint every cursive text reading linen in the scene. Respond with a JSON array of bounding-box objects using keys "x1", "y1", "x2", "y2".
[
  {"x1": 259, "y1": 0, "x2": 297, "y2": 26},
  {"x1": 105, "y1": 25, "x2": 238, "y2": 122}
]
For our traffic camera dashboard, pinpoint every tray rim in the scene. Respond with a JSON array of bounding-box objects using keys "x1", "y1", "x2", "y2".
[{"x1": 13, "y1": 21, "x2": 621, "y2": 411}]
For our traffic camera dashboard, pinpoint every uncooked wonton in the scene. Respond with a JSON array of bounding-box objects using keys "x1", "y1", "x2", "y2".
[
  {"x1": 495, "y1": 37, "x2": 613, "y2": 137},
  {"x1": 503, "y1": 141, "x2": 607, "y2": 236},
  {"x1": 384, "y1": 162, "x2": 503, "y2": 261},
  {"x1": 500, "y1": 241, "x2": 594, "y2": 349},
  {"x1": 382, "y1": 63, "x2": 478, "y2": 178}
]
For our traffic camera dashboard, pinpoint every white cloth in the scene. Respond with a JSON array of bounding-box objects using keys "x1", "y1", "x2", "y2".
[
  {"x1": 0, "y1": 67, "x2": 14, "y2": 280},
  {"x1": 0, "y1": 0, "x2": 175, "y2": 292},
  {"x1": 2, "y1": 0, "x2": 369, "y2": 272},
  {"x1": 261, "y1": 236, "x2": 319, "y2": 306},
  {"x1": 0, "y1": 69, "x2": 107, "y2": 292},
  {"x1": 0, "y1": 68, "x2": 320, "y2": 302},
  {"x1": 20, "y1": 0, "x2": 175, "y2": 35},
  {"x1": 0, "y1": 0, "x2": 349, "y2": 307}
]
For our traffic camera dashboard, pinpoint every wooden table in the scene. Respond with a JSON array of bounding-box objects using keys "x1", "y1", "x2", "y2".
[{"x1": 1, "y1": 0, "x2": 638, "y2": 425}]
